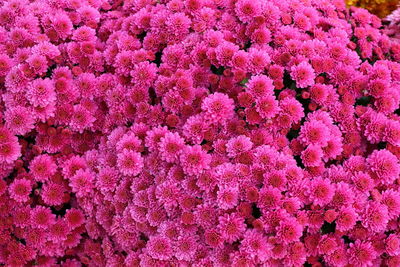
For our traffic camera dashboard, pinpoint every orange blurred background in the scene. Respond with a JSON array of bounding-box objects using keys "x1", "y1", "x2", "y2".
[{"x1": 346, "y1": 0, "x2": 399, "y2": 18}]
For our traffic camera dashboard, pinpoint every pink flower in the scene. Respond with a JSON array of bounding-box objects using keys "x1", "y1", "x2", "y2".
[
  {"x1": 179, "y1": 145, "x2": 211, "y2": 175},
  {"x1": 48, "y1": 219, "x2": 69, "y2": 242},
  {"x1": 96, "y1": 166, "x2": 119, "y2": 193},
  {"x1": 256, "y1": 95, "x2": 279, "y2": 119},
  {"x1": 247, "y1": 75, "x2": 274, "y2": 98},
  {"x1": 41, "y1": 183, "x2": 65, "y2": 206},
  {"x1": 235, "y1": 0, "x2": 262, "y2": 23},
  {"x1": 299, "y1": 120, "x2": 329, "y2": 147},
  {"x1": 0, "y1": 138, "x2": 20, "y2": 164},
  {"x1": 201, "y1": 92, "x2": 235, "y2": 123},
  {"x1": 69, "y1": 169, "x2": 95, "y2": 197},
  {"x1": 367, "y1": 149, "x2": 400, "y2": 185},
  {"x1": 217, "y1": 185, "x2": 239, "y2": 210},
  {"x1": 348, "y1": 240, "x2": 377, "y2": 267},
  {"x1": 240, "y1": 230, "x2": 270, "y2": 261},
  {"x1": 159, "y1": 132, "x2": 185, "y2": 163},
  {"x1": 29, "y1": 155, "x2": 57, "y2": 182},
  {"x1": 301, "y1": 145, "x2": 323, "y2": 167},
  {"x1": 117, "y1": 149, "x2": 144, "y2": 176},
  {"x1": 69, "y1": 105, "x2": 96, "y2": 133},
  {"x1": 65, "y1": 208, "x2": 85, "y2": 229},
  {"x1": 26, "y1": 79, "x2": 56, "y2": 107},
  {"x1": 361, "y1": 201, "x2": 389, "y2": 233},
  {"x1": 308, "y1": 177, "x2": 334, "y2": 206},
  {"x1": 30, "y1": 206, "x2": 56, "y2": 229},
  {"x1": 218, "y1": 213, "x2": 246, "y2": 243},
  {"x1": 145, "y1": 235, "x2": 173, "y2": 260},
  {"x1": 382, "y1": 189, "x2": 400, "y2": 220},
  {"x1": 4, "y1": 106, "x2": 35, "y2": 135},
  {"x1": 72, "y1": 26, "x2": 96, "y2": 42},
  {"x1": 279, "y1": 97, "x2": 305, "y2": 124},
  {"x1": 173, "y1": 235, "x2": 198, "y2": 261},
  {"x1": 276, "y1": 217, "x2": 303, "y2": 244},
  {"x1": 386, "y1": 234, "x2": 400, "y2": 256},
  {"x1": 318, "y1": 235, "x2": 338, "y2": 255},
  {"x1": 9, "y1": 178, "x2": 32, "y2": 203},
  {"x1": 130, "y1": 62, "x2": 158, "y2": 87},
  {"x1": 226, "y1": 135, "x2": 253, "y2": 158},
  {"x1": 290, "y1": 62, "x2": 316, "y2": 88}
]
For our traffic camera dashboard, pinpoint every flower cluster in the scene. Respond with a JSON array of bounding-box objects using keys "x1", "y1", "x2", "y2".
[
  {"x1": 1, "y1": 0, "x2": 400, "y2": 266},
  {"x1": 383, "y1": 4, "x2": 400, "y2": 41}
]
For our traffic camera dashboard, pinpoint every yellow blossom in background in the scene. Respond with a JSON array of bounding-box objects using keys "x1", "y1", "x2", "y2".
[{"x1": 346, "y1": 0, "x2": 399, "y2": 18}]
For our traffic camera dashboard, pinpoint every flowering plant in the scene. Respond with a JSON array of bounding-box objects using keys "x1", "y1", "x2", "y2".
[{"x1": 1, "y1": 0, "x2": 400, "y2": 266}]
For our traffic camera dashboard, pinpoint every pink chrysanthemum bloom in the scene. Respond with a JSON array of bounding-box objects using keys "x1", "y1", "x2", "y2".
[
  {"x1": 0, "y1": 138, "x2": 21, "y2": 164},
  {"x1": 179, "y1": 145, "x2": 211, "y2": 175},
  {"x1": 41, "y1": 182, "x2": 65, "y2": 206},
  {"x1": 318, "y1": 235, "x2": 339, "y2": 255},
  {"x1": 26, "y1": 79, "x2": 56, "y2": 107},
  {"x1": 69, "y1": 169, "x2": 95, "y2": 197},
  {"x1": 324, "y1": 247, "x2": 348, "y2": 266},
  {"x1": 384, "y1": 120, "x2": 400, "y2": 146},
  {"x1": 386, "y1": 234, "x2": 400, "y2": 257},
  {"x1": 290, "y1": 62, "x2": 316, "y2": 88},
  {"x1": 279, "y1": 97, "x2": 305, "y2": 124},
  {"x1": 201, "y1": 92, "x2": 235, "y2": 123},
  {"x1": 117, "y1": 149, "x2": 144, "y2": 176},
  {"x1": 72, "y1": 26, "x2": 96, "y2": 42},
  {"x1": 254, "y1": 145, "x2": 278, "y2": 167},
  {"x1": 116, "y1": 132, "x2": 142, "y2": 153},
  {"x1": 258, "y1": 186, "x2": 282, "y2": 209},
  {"x1": 240, "y1": 230, "x2": 271, "y2": 261},
  {"x1": 256, "y1": 95, "x2": 279, "y2": 119},
  {"x1": 173, "y1": 235, "x2": 198, "y2": 261},
  {"x1": 130, "y1": 61, "x2": 158, "y2": 87},
  {"x1": 48, "y1": 219, "x2": 69, "y2": 242},
  {"x1": 96, "y1": 166, "x2": 119, "y2": 193},
  {"x1": 308, "y1": 177, "x2": 334, "y2": 206},
  {"x1": 331, "y1": 182, "x2": 355, "y2": 207},
  {"x1": 215, "y1": 42, "x2": 239, "y2": 66},
  {"x1": 217, "y1": 185, "x2": 239, "y2": 210},
  {"x1": 26, "y1": 54, "x2": 48, "y2": 75},
  {"x1": 65, "y1": 208, "x2": 85, "y2": 230},
  {"x1": 348, "y1": 240, "x2": 377, "y2": 267},
  {"x1": 145, "y1": 235, "x2": 173, "y2": 261},
  {"x1": 367, "y1": 149, "x2": 400, "y2": 185},
  {"x1": 276, "y1": 217, "x2": 303, "y2": 245},
  {"x1": 217, "y1": 213, "x2": 246, "y2": 243},
  {"x1": 352, "y1": 171, "x2": 374, "y2": 193},
  {"x1": 226, "y1": 135, "x2": 253, "y2": 158},
  {"x1": 4, "y1": 106, "x2": 35, "y2": 135},
  {"x1": 29, "y1": 154, "x2": 57, "y2": 182},
  {"x1": 336, "y1": 206, "x2": 358, "y2": 232},
  {"x1": 69, "y1": 105, "x2": 96, "y2": 133},
  {"x1": 62, "y1": 155, "x2": 87, "y2": 178},
  {"x1": 382, "y1": 189, "x2": 400, "y2": 220},
  {"x1": 159, "y1": 132, "x2": 185, "y2": 163},
  {"x1": 155, "y1": 181, "x2": 181, "y2": 207},
  {"x1": 264, "y1": 170, "x2": 287, "y2": 191},
  {"x1": 247, "y1": 75, "x2": 274, "y2": 98},
  {"x1": 299, "y1": 120, "x2": 329, "y2": 147},
  {"x1": 30, "y1": 206, "x2": 56, "y2": 229},
  {"x1": 52, "y1": 13, "x2": 73, "y2": 39},
  {"x1": 235, "y1": 0, "x2": 262, "y2": 23},
  {"x1": 9, "y1": 178, "x2": 32, "y2": 203},
  {"x1": 361, "y1": 201, "x2": 389, "y2": 233},
  {"x1": 301, "y1": 145, "x2": 323, "y2": 167}
]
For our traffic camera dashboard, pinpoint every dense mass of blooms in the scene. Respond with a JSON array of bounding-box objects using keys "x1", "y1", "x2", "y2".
[{"x1": 1, "y1": 0, "x2": 400, "y2": 266}]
